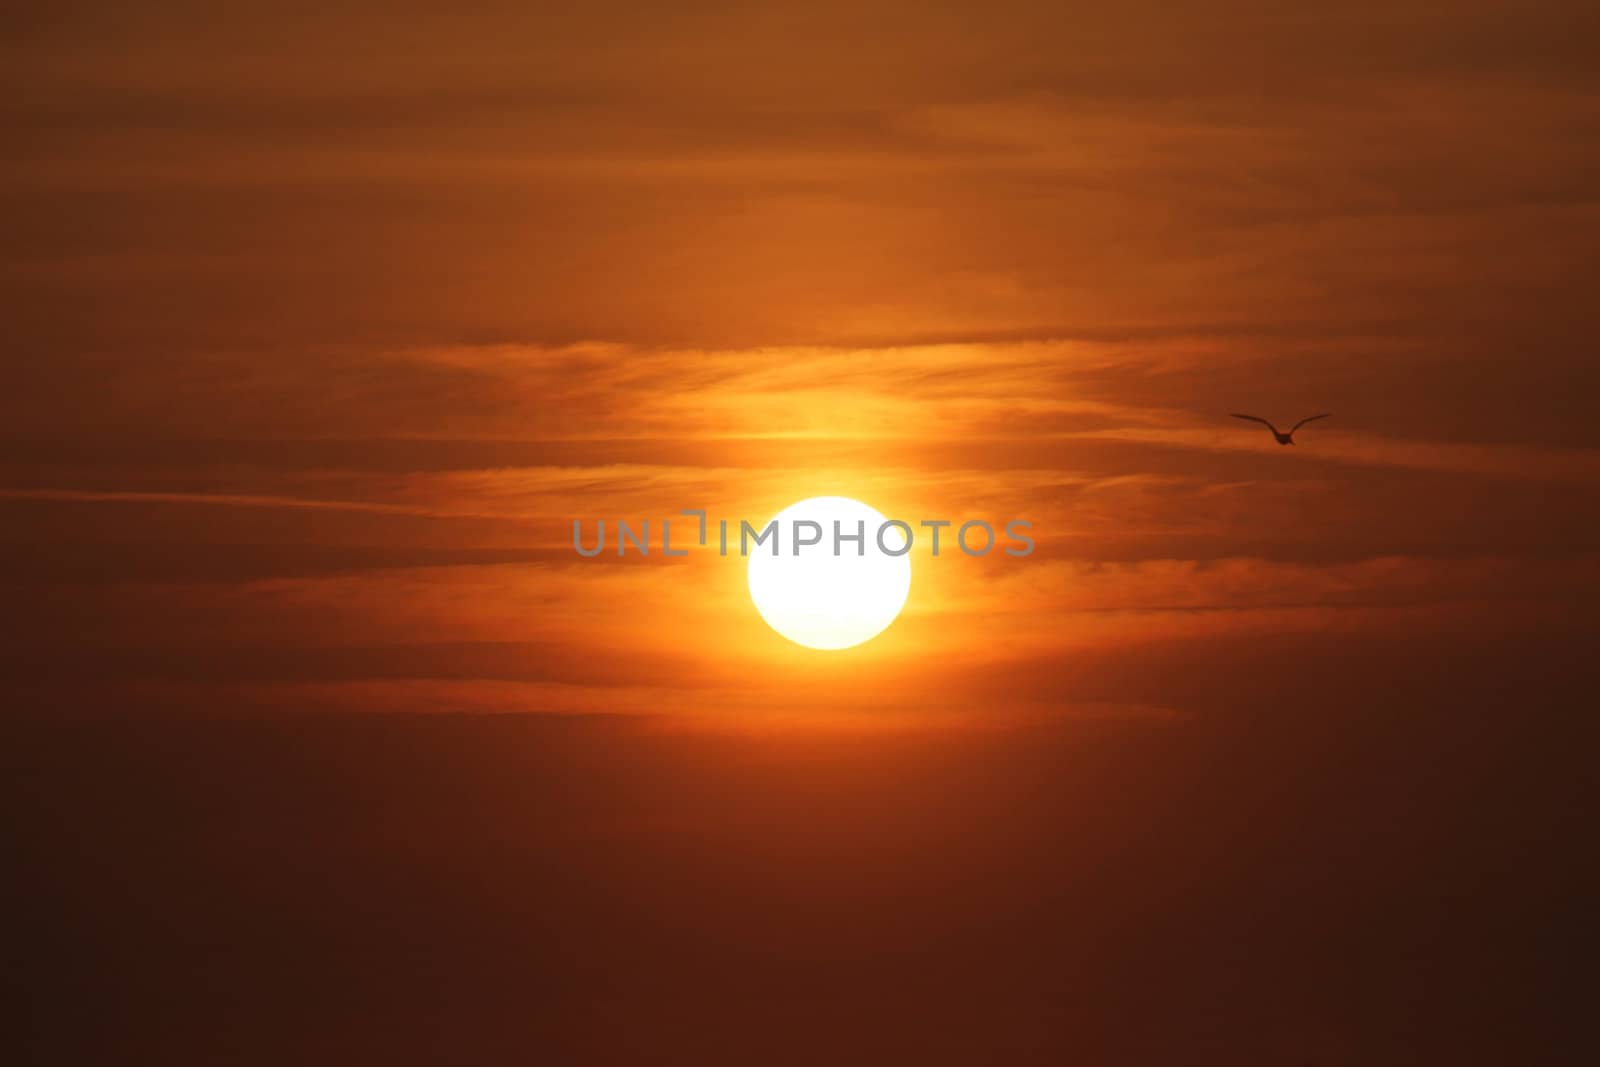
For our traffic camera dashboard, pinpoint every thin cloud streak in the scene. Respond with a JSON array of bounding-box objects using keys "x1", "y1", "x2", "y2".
[{"x1": 0, "y1": 486, "x2": 525, "y2": 521}]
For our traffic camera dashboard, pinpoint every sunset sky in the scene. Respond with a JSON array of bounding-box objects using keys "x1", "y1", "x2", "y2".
[{"x1": 6, "y1": 3, "x2": 1598, "y2": 1063}]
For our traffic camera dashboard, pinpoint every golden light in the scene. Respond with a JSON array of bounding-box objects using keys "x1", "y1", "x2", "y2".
[{"x1": 747, "y1": 496, "x2": 912, "y2": 650}]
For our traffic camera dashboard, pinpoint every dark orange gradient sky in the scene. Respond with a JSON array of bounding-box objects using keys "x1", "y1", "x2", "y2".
[
  {"x1": 5, "y1": 5, "x2": 1599, "y2": 1063},
  {"x1": 5, "y1": 1, "x2": 1599, "y2": 726}
]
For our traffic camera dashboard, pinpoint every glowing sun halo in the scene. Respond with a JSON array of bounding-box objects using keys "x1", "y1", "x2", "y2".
[{"x1": 747, "y1": 496, "x2": 912, "y2": 650}]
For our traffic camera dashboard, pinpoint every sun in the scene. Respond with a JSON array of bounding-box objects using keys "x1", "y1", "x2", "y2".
[{"x1": 747, "y1": 496, "x2": 912, "y2": 650}]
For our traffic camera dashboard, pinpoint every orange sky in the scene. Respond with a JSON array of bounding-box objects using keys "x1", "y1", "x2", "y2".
[
  {"x1": 3, "y1": 1, "x2": 1597, "y2": 726},
  {"x1": 8, "y1": 5, "x2": 1600, "y2": 1063}
]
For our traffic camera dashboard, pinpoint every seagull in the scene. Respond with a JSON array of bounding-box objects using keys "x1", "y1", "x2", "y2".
[{"x1": 1230, "y1": 412, "x2": 1331, "y2": 445}]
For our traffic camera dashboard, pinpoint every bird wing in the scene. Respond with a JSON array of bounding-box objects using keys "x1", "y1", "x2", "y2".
[
  {"x1": 1231, "y1": 413, "x2": 1279, "y2": 434},
  {"x1": 1289, "y1": 413, "x2": 1332, "y2": 433}
]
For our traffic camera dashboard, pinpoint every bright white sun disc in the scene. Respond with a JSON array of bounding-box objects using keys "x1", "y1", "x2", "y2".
[{"x1": 746, "y1": 496, "x2": 912, "y2": 650}]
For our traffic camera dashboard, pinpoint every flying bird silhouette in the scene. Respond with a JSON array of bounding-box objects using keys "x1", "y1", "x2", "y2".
[{"x1": 1230, "y1": 412, "x2": 1331, "y2": 445}]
